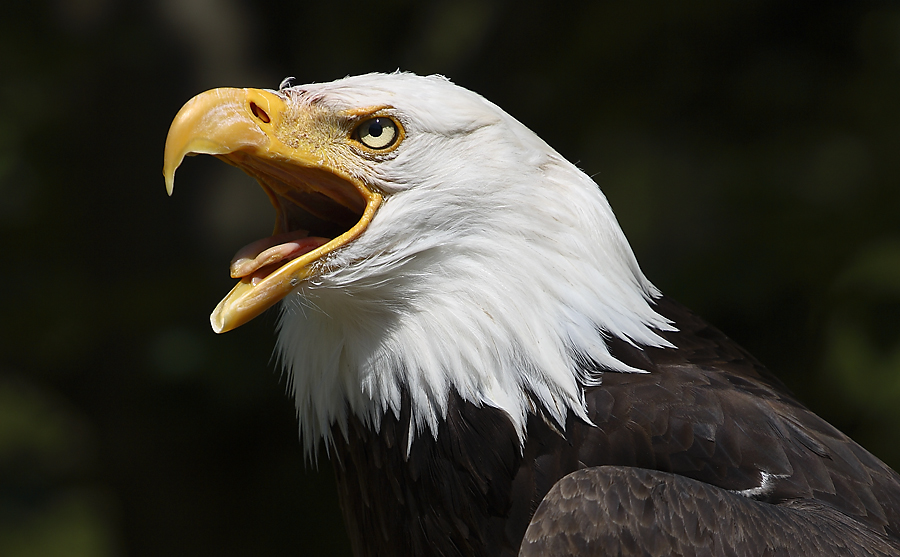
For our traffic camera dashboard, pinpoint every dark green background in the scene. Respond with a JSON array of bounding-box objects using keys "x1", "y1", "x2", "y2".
[{"x1": 2, "y1": 1, "x2": 899, "y2": 555}]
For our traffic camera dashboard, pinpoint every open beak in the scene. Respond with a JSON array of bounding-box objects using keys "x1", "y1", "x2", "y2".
[{"x1": 163, "y1": 88, "x2": 382, "y2": 333}]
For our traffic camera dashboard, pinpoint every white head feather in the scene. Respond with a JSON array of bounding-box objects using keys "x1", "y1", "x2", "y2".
[{"x1": 272, "y1": 73, "x2": 675, "y2": 456}]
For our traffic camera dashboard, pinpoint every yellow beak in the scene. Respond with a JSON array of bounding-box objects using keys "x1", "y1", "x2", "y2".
[{"x1": 163, "y1": 88, "x2": 382, "y2": 333}]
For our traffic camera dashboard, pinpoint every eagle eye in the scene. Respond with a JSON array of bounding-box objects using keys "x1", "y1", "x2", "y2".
[{"x1": 353, "y1": 117, "x2": 398, "y2": 150}]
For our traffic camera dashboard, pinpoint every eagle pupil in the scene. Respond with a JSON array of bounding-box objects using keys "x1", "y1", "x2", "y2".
[{"x1": 368, "y1": 120, "x2": 384, "y2": 137}]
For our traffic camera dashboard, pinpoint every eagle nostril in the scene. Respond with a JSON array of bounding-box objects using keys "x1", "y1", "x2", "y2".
[{"x1": 249, "y1": 102, "x2": 270, "y2": 123}]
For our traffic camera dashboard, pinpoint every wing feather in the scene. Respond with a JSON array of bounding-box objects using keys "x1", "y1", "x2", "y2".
[{"x1": 520, "y1": 467, "x2": 900, "y2": 556}]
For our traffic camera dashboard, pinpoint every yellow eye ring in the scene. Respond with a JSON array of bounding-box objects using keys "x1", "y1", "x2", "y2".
[{"x1": 353, "y1": 117, "x2": 399, "y2": 150}]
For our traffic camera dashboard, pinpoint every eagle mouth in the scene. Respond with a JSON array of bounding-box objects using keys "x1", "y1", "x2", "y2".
[
  {"x1": 162, "y1": 87, "x2": 382, "y2": 333},
  {"x1": 207, "y1": 153, "x2": 381, "y2": 334},
  {"x1": 225, "y1": 154, "x2": 367, "y2": 285}
]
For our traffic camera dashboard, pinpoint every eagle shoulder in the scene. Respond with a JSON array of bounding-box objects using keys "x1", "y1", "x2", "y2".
[{"x1": 521, "y1": 466, "x2": 900, "y2": 556}]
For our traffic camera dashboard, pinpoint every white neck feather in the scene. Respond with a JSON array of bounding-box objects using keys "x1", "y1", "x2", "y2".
[{"x1": 273, "y1": 75, "x2": 675, "y2": 456}]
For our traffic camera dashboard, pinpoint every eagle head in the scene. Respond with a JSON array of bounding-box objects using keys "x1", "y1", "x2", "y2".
[{"x1": 163, "y1": 72, "x2": 674, "y2": 455}]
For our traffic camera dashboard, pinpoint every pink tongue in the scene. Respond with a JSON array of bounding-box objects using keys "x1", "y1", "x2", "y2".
[{"x1": 230, "y1": 229, "x2": 330, "y2": 280}]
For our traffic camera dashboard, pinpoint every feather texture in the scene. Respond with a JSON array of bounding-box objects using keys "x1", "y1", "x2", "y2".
[{"x1": 332, "y1": 297, "x2": 900, "y2": 556}]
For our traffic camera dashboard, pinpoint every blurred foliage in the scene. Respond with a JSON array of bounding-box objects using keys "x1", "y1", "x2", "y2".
[{"x1": 0, "y1": 0, "x2": 898, "y2": 555}]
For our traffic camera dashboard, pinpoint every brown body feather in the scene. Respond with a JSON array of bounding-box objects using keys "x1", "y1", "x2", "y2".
[{"x1": 332, "y1": 296, "x2": 900, "y2": 556}]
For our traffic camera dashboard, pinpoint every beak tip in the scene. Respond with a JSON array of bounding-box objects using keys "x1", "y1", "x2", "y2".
[{"x1": 210, "y1": 309, "x2": 228, "y2": 334}]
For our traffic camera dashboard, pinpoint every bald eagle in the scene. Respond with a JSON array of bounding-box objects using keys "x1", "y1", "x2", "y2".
[{"x1": 163, "y1": 73, "x2": 900, "y2": 556}]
